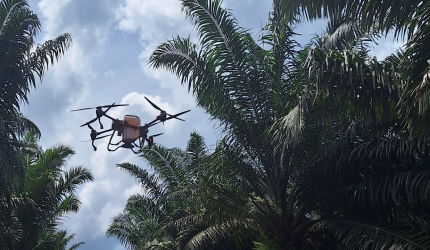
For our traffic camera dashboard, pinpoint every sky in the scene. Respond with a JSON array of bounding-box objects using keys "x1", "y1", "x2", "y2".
[{"x1": 20, "y1": 0, "x2": 401, "y2": 249}]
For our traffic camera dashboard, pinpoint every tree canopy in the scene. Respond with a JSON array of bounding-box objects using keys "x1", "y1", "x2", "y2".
[
  {"x1": 110, "y1": 0, "x2": 430, "y2": 249},
  {"x1": 0, "y1": 0, "x2": 89, "y2": 249}
]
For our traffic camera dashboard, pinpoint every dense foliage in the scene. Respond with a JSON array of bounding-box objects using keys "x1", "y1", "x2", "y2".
[
  {"x1": 0, "y1": 0, "x2": 90, "y2": 249},
  {"x1": 109, "y1": 0, "x2": 430, "y2": 250}
]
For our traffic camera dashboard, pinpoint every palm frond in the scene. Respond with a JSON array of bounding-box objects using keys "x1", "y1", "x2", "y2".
[
  {"x1": 186, "y1": 131, "x2": 207, "y2": 171},
  {"x1": 26, "y1": 33, "x2": 72, "y2": 81},
  {"x1": 117, "y1": 162, "x2": 164, "y2": 199},
  {"x1": 141, "y1": 145, "x2": 190, "y2": 190},
  {"x1": 182, "y1": 218, "x2": 256, "y2": 250},
  {"x1": 328, "y1": 219, "x2": 430, "y2": 250}
]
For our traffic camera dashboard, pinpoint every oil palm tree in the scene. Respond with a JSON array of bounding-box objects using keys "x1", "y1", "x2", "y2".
[
  {"x1": 148, "y1": 0, "x2": 345, "y2": 249},
  {"x1": 148, "y1": 0, "x2": 430, "y2": 248},
  {"x1": 107, "y1": 133, "x2": 239, "y2": 250},
  {"x1": 283, "y1": 0, "x2": 430, "y2": 128},
  {"x1": 266, "y1": 2, "x2": 430, "y2": 249},
  {"x1": 4, "y1": 135, "x2": 93, "y2": 250},
  {"x1": 0, "y1": 0, "x2": 72, "y2": 246},
  {"x1": 0, "y1": 0, "x2": 72, "y2": 193}
]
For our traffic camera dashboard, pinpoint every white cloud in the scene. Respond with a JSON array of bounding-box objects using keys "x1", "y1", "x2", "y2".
[
  {"x1": 104, "y1": 70, "x2": 116, "y2": 77},
  {"x1": 141, "y1": 61, "x2": 196, "y2": 107},
  {"x1": 371, "y1": 35, "x2": 406, "y2": 60},
  {"x1": 115, "y1": 0, "x2": 185, "y2": 33},
  {"x1": 114, "y1": 0, "x2": 196, "y2": 107},
  {"x1": 96, "y1": 201, "x2": 124, "y2": 237},
  {"x1": 123, "y1": 184, "x2": 141, "y2": 198},
  {"x1": 37, "y1": 0, "x2": 73, "y2": 40}
]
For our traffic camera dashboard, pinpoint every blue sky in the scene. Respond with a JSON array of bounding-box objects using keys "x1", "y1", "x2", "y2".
[{"x1": 20, "y1": 0, "x2": 400, "y2": 249}]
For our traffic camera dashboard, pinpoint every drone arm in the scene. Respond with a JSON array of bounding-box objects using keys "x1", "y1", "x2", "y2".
[
  {"x1": 92, "y1": 134, "x2": 111, "y2": 141},
  {"x1": 103, "y1": 113, "x2": 116, "y2": 122},
  {"x1": 98, "y1": 128, "x2": 114, "y2": 135},
  {"x1": 81, "y1": 117, "x2": 98, "y2": 127},
  {"x1": 146, "y1": 119, "x2": 158, "y2": 127}
]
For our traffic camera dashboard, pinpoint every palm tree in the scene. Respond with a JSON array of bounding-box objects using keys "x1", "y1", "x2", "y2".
[
  {"x1": 265, "y1": 2, "x2": 430, "y2": 249},
  {"x1": 148, "y1": 0, "x2": 344, "y2": 249},
  {"x1": 148, "y1": 0, "x2": 430, "y2": 249},
  {"x1": 4, "y1": 134, "x2": 93, "y2": 250},
  {"x1": 283, "y1": 0, "x2": 430, "y2": 127},
  {"x1": 0, "y1": 0, "x2": 72, "y2": 192},
  {"x1": 108, "y1": 132, "x2": 229, "y2": 250},
  {"x1": 0, "y1": 0, "x2": 72, "y2": 246}
]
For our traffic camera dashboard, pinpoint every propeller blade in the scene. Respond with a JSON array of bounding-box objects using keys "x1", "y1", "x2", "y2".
[
  {"x1": 80, "y1": 117, "x2": 98, "y2": 127},
  {"x1": 165, "y1": 110, "x2": 191, "y2": 121},
  {"x1": 71, "y1": 107, "x2": 94, "y2": 112},
  {"x1": 150, "y1": 133, "x2": 163, "y2": 137},
  {"x1": 103, "y1": 102, "x2": 116, "y2": 113},
  {"x1": 71, "y1": 104, "x2": 128, "y2": 112},
  {"x1": 99, "y1": 104, "x2": 128, "y2": 108},
  {"x1": 167, "y1": 113, "x2": 185, "y2": 121},
  {"x1": 144, "y1": 97, "x2": 162, "y2": 111}
]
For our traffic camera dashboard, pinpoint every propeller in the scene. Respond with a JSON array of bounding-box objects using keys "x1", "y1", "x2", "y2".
[
  {"x1": 166, "y1": 110, "x2": 191, "y2": 121},
  {"x1": 144, "y1": 97, "x2": 190, "y2": 122},
  {"x1": 75, "y1": 103, "x2": 128, "y2": 129},
  {"x1": 71, "y1": 104, "x2": 128, "y2": 112},
  {"x1": 144, "y1": 97, "x2": 162, "y2": 111}
]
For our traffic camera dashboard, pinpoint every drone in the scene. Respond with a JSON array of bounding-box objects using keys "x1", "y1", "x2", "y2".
[{"x1": 72, "y1": 97, "x2": 190, "y2": 154}]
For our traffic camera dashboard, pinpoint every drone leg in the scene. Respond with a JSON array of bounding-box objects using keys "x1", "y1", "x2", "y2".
[
  {"x1": 98, "y1": 118, "x2": 103, "y2": 129},
  {"x1": 110, "y1": 140, "x2": 122, "y2": 146},
  {"x1": 92, "y1": 140, "x2": 97, "y2": 151},
  {"x1": 107, "y1": 130, "x2": 118, "y2": 151},
  {"x1": 108, "y1": 145, "x2": 122, "y2": 152},
  {"x1": 139, "y1": 138, "x2": 145, "y2": 148},
  {"x1": 130, "y1": 148, "x2": 140, "y2": 154}
]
